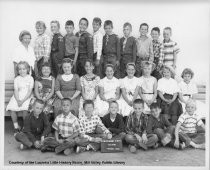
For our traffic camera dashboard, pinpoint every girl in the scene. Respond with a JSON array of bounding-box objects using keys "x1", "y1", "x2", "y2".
[
  {"x1": 29, "y1": 62, "x2": 56, "y2": 119},
  {"x1": 139, "y1": 61, "x2": 157, "y2": 114},
  {"x1": 79, "y1": 60, "x2": 100, "y2": 118},
  {"x1": 119, "y1": 63, "x2": 140, "y2": 122},
  {"x1": 157, "y1": 65, "x2": 182, "y2": 125},
  {"x1": 96, "y1": 64, "x2": 120, "y2": 118},
  {"x1": 34, "y1": 21, "x2": 51, "y2": 78},
  {"x1": 6, "y1": 61, "x2": 34, "y2": 133},
  {"x1": 53, "y1": 58, "x2": 81, "y2": 117},
  {"x1": 178, "y1": 68, "x2": 206, "y2": 119}
]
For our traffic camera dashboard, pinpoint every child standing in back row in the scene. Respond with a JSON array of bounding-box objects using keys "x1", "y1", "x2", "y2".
[
  {"x1": 102, "y1": 20, "x2": 120, "y2": 78},
  {"x1": 136, "y1": 23, "x2": 154, "y2": 77},
  {"x1": 120, "y1": 22, "x2": 137, "y2": 78},
  {"x1": 75, "y1": 18, "x2": 94, "y2": 77}
]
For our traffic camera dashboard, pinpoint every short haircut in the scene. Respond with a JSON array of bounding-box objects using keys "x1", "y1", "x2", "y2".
[
  {"x1": 33, "y1": 99, "x2": 45, "y2": 106},
  {"x1": 164, "y1": 27, "x2": 172, "y2": 33},
  {"x1": 109, "y1": 100, "x2": 119, "y2": 107},
  {"x1": 35, "y1": 21, "x2": 46, "y2": 30},
  {"x1": 186, "y1": 99, "x2": 196, "y2": 108},
  {"x1": 61, "y1": 98, "x2": 72, "y2": 104},
  {"x1": 51, "y1": 20, "x2": 60, "y2": 29},
  {"x1": 79, "y1": 18, "x2": 89, "y2": 26},
  {"x1": 150, "y1": 102, "x2": 161, "y2": 110},
  {"x1": 123, "y1": 22, "x2": 132, "y2": 30},
  {"x1": 140, "y1": 23, "x2": 149, "y2": 30},
  {"x1": 162, "y1": 65, "x2": 175, "y2": 79},
  {"x1": 133, "y1": 99, "x2": 144, "y2": 106},
  {"x1": 61, "y1": 58, "x2": 73, "y2": 74},
  {"x1": 151, "y1": 27, "x2": 160, "y2": 34},
  {"x1": 41, "y1": 62, "x2": 51, "y2": 69},
  {"x1": 93, "y1": 17, "x2": 102, "y2": 26},
  {"x1": 104, "y1": 20, "x2": 113, "y2": 28},
  {"x1": 19, "y1": 30, "x2": 31, "y2": 42},
  {"x1": 83, "y1": 100, "x2": 94, "y2": 108},
  {"x1": 105, "y1": 64, "x2": 115, "y2": 72},
  {"x1": 85, "y1": 59, "x2": 95, "y2": 67},
  {"x1": 181, "y1": 68, "x2": 194, "y2": 79},
  {"x1": 65, "y1": 20, "x2": 74, "y2": 27},
  {"x1": 126, "y1": 62, "x2": 136, "y2": 70},
  {"x1": 16, "y1": 61, "x2": 30, "y2": 75}
]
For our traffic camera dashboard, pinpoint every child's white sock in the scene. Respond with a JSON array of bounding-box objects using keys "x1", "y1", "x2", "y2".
[{"x1": 14, "y1": 122, "x2": 19, "y2": 129}]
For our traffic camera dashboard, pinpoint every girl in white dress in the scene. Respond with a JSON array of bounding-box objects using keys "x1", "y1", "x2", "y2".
[
  {"x1": 6, "y1": 61, "x2": 34, "y2": 133},
  {"x1": 79, "y1": 60, "x2": 100, "y2": 118},
  {"x1": 178, "y1": 68, "x2": 206, "y2": 119},
  {"x1": 119, "y1": 63, "x2": 140, "y2": 119},
  {"x1": 96, "y1": 64, "x2": 121, "y2": 117},
  {"x1": 139, "y1": 61, "x2": 157, "y2": 114}
]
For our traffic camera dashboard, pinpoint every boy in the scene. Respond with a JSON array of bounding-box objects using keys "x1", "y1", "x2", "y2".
[
  {"x1": 75, "y1": 100, "x2": 112, "y2": 153},
  {"x1": 150, "y1": 27, "x2": 163, "y2": 80},
  {"x1": 14, "y1": 99, "x2": 51, "y2": 150},
  {"x1": 64, "y1": 20, "x2": 79, "y2": 73},
  {"x1": 50, "y1": 20, "x2": 65, "y2": 78},
  {"x1": 136, "y1": 23, "x2": 154, "y2": 77},
  {"x1": 41, "y1": 98, "x2": 80, "y2": 155},
  {"x1": 34, "y1": 21, "x2": 51, "y2": 78},
  {"x1": 174, "y1": 99, "x2": 205, "y2": 149},
  {"x1": 125, "y1": 99, "x2": 158, "y2": 153},
  {"x1": 92, "y1": 17, "x2": 103, "y2": 76},
  {"x1": 102, "y1": 20, "x2": 120, "y2": 78},
  {"x1": 147, "y1": 103, "x2": 175, "y2": 147},
  {"x1": 162, "y1": 27, "x2": 180, "y2": 69},
  {"x1": 120, "y1": 22, "x2": 137, "y2": 78},
  {"x1": 75, "y1": 18, "x2": 94, "y2": 77},
  {"x1": 102, "y1": 101, "x2": 126, "y2": 140}
]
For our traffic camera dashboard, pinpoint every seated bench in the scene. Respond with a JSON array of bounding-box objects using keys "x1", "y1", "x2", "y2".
[{"x1": 4, "y1": 80, "x2": 207, "y2": 117}]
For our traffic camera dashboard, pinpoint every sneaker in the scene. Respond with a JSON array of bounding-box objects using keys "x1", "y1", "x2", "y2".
[
  {"x1": 76, "y1": 146, "x2": 86, "y2": 153},
  {"x1": 64, "y1": 148, "x2": 74, "y2": 156},
  {"x1": 138, "y1": 142, "x2": 148, "y2": 150},
  {"x1": 128, "y1": 145, "x2": 137, "y2": 153},
  {"x1": 20, "y1": 144, "x2": 27, "y2": 150},
  {"x1": 161, "y1": 134, "x2": 172, "y2": 146},
  {"x1": 195, "y1": 143, "x2": 205, "y2": 150}
]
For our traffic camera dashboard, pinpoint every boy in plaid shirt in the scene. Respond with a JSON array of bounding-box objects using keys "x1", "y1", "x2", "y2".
[
  {"x1": 75, "y1": 100, "x2": 112, "y2": 153},
  {"x1": 41, "y1": 98, "x2": 80, "y2": 155}
]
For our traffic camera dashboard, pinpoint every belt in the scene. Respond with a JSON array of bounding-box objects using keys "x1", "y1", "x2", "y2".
[
  {"x1": 142, "y1": 92, "x2": 154, "y2": 94},
  {"x1": 183, "y1": 94, "x2": 191, "y2": 97}
]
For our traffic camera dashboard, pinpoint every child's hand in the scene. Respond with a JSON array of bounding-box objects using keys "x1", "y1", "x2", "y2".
[
  {"x1": 142, "y1": 134, "x2": 148, "y2": 144},
  {"x1": 174, "y1": 139, "x2": 180, "y2": 149},
  {"x1": 134, "y1": 134, "x2": 142, "y2": 143},
  {"x1": 57, "y1": 139, "x2": 64, "y2": 144},
  {"x1": 17, "y1": 100, "x2": 22, "y2": 107},
  {"x1": 107, "y1": 133, "x2": 112, "y2": 139},
  {"x1": 18, "y1": 100, "x2": 24, "y2": 107}
]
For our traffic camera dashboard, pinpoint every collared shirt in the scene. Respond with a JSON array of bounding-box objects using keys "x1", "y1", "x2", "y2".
[
  {"x1": 162, "y1": 39, "x2": 180, "y2": 66},
  {"x1": 146, "y1": 114, "x2": 172, "y2": 134},
  {"x1": 34, "y1": 33, "x2": 51, "y2": 60},
  {"x1": 93, "y1": 30, "x2": 103, "y2": 60},
  {"x1": 125, "y1": 112, "x2": 148, "y2": 136},
  {"x1": 152, "y1": 39, "x2": 164, "y2": 65},
  {"x1": 52, "y1": 112, "x2": 80, "y2": 138},
  {"x1": 178, "y1": 112, "x2": 203, "y2": 134},
  {"x1": 22, "y1": 112, "x2": 51, "y2": 142},
  {"x1": 102, "y1": 33, "x2": 121, "y2": 61},
  {"x1": 79, "y1": 114, "x2": 110, "y2": 140},
  {"x1": 157, "y1": 77, "x2": 179, "y2": 95},
  {"x1": 64, "y1": 33, "x2": 79, "y2": 56},
  {"x1": 136, "y1": 36, "x2": 154, "y2": 61}
]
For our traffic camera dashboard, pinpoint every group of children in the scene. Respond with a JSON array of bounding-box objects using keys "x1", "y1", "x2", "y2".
[{"x1": 6, "y1": 17, "x2": 206, "y2": 155}]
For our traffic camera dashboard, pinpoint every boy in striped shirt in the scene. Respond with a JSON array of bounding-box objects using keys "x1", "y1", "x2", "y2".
[
  {"x1": 174, "y1": 99, "x2": 205, "y2": 149},
  {"x1": 162, "y1": 27, "x2": 180, "y2": 69}
]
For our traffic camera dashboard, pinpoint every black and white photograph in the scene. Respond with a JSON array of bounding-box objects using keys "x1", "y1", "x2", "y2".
[{"x1": 0, "y1": 0, "x2": 209, "y2": 169}]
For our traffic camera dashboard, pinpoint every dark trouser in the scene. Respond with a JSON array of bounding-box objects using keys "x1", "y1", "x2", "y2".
[
  {"x1": 135, "y1": 57, "x2": 149, "y2": 77},
  {"x1": 15, "y1": 132, "x2": 40, "y2": 148},
  {"x1": 76, "y1": 55, "x2": 88, "y2": 77},
  {"x1": 93, "y1": 53, "x2": 101, "y2": 77},
  {"x1": 125, "y1": 134, "x2": 158, "y2": 147},
  {"x1": 64, "y1": 54, "x2": 77, "y2": 74},
  {"x1": 123, "y1": 116, "x2": 128, "y2": 125},
  {"x1": 101, "y1": 54, "x2": 120, "y2": 78},
  {"x1": 50, "y1": 53, "x2": 62, "y2": 78},
  {"x1": 178, "y1": 132, "x2": 205, "y2": 147},
  {"x1": 157, "y1": 94, "x2": 183, "y2": 125},
  {"x1": 120, "y1": 55, "x2": 134, "y2": 78},
  {"x1": 154, "y1": 126, "x2": 175, "y2": 142}
]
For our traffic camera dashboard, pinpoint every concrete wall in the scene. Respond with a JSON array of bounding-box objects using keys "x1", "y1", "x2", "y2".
[{"x1": 0, "y1": 0, "x2": 209, "y2": 84}]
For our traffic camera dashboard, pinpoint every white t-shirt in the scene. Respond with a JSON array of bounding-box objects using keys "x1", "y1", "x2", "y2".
[
  {"x1": 157, "y1": 77, "x2": 179, "y2": 95},
  {"x1": 178, "y1": 80, "x2": 198, "y2": 95}
]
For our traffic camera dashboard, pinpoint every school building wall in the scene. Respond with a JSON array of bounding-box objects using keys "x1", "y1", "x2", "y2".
[{"x1": 0, "y1": 0, "x2": 209, "y2": 84}]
